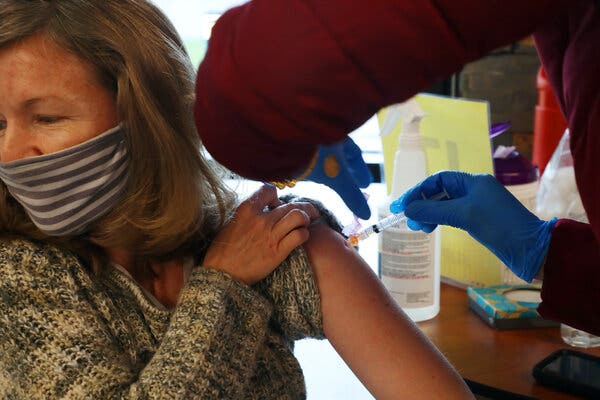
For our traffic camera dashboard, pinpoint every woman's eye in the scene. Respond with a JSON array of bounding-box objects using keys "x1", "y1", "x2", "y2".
[
  {"x1": 0, "y1": 120, "x2": 6, "y2": 130},
  {"x1": 35, "y1": 115, "x2": 65, "y2": 124}
]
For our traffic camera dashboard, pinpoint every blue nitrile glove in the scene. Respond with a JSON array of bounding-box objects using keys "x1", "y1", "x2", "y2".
[
  {"x1": 305, "y1": 138, "x2": 373, "y2": 219},
  {"x1": 389, "y1": 171, "x2": 558, "y2": 282}
]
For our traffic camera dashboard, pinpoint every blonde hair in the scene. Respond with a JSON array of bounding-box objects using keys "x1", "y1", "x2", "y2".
[{"x1": 0, "y1": 0, "x2": 236, "y2": 271}]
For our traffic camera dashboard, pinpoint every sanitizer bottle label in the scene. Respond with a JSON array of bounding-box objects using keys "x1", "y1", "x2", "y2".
[{"x1": 379, "y1": 222, "x2": 435, "y2": 308}]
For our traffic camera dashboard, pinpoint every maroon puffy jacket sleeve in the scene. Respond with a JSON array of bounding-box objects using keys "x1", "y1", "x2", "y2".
[
  {"x1": 533, "y1": 2, "x2": 600, "y2": 335},
  {"x1": 538, "y1": 220, "x2": 600, "y2": 336},
  {"x1": 194, "y1": 0, "x2": 569, "y2": 181}
]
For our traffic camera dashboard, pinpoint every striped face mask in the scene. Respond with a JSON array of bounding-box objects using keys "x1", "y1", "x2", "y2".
[{"x1": 0, "y1": 125, "x2": 129, "y2": 236}]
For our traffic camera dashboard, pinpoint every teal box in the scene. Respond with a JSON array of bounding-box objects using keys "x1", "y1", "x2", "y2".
[{"x1": 467, "y1": 284, "x2": 560, "y2": 330}]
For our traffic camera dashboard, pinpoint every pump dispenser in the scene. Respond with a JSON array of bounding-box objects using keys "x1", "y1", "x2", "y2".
[{"x1": 378, "y1": 99, "x2": 441, "y2": 322}]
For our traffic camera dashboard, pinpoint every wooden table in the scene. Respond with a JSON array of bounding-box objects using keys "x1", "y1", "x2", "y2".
[{"x1": 419, "y1": 283, "x2": 600, "y2": 399}]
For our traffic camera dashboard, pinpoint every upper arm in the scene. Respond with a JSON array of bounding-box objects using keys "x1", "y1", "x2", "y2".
[{"x1": 301, "y1": 221, "x2": 393, "y2": 334}]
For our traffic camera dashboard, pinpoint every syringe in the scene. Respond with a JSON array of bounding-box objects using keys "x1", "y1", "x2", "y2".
[
  {"x1": 347, "y1": 213, "x2": 408, "y2": 246},
  {"x1": 347, "y1": 189, "x2": 449, "y2": 246}
]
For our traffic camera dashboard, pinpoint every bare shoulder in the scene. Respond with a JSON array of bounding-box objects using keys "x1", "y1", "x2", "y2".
[
  {"x1": 302, "y1": 221, "x2": 361, "y2": 270},
  {"x1": 304, "y1": 221, "x2": 348, "y2": 250}
]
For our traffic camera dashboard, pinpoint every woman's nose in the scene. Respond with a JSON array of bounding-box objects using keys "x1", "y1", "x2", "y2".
[{"x1": 0, "y1": 126, "x2": 41, "y2": 163}]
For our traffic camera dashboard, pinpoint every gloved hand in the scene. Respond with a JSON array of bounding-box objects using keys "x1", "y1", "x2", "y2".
[
  {"x1": 304, "y1": 138, "x2": 373, "y2": 219},
  {"x1": 390, "y1": 171, "x2": 557, "y2": 282}
]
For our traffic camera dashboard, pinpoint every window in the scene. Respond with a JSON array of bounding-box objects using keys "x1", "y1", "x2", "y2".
[{"x1": 152, "y1": 0, "x2": 248, "y2": 66}]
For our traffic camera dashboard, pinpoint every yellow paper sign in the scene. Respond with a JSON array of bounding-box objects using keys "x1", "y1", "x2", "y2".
[{"x1": 378, "y1": 94, "x2": 502, "y2": 287}]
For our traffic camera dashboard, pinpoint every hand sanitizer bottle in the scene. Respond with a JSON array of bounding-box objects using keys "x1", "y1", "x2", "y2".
[{"x1": 378, "y1": 99, "x2": 441, "y2": 322}]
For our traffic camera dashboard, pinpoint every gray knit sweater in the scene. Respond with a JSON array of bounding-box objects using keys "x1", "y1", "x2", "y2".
[{"x1": 0, "y1": 237, "x2": 324, "y2": 399}]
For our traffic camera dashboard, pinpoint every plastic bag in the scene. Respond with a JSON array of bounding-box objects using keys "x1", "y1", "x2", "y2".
[{"x1": 536, "y1": 129, "x2": 587, "y2": 223}]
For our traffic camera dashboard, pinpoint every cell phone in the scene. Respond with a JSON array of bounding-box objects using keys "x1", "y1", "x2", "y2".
[{"x1": 532, "y1": 349, "x2": 600, "y2": 399}]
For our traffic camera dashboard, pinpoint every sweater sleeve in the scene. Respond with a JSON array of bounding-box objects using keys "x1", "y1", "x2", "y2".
[
  {"x1": 254, "y1": 246, "x2": 324, "y2": 340},
  {"x1": 134, "y1": 267, "x2": 273, "y2": 398},
  {"x1": 0, "y1": 239, "x2": 273, "y2": 399},
  {"x1": 537, "y1": 219, "x2": 600, "y2": 336},
  {"x1": 195, "y1": 0, "x2": 570, "y2": 181}
]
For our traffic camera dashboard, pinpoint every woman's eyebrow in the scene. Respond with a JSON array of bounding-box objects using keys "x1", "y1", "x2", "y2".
[{"x1": 22, "y1": 96, "x2": 70, "y2": 108}]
